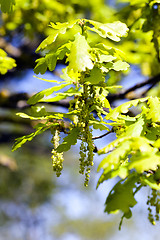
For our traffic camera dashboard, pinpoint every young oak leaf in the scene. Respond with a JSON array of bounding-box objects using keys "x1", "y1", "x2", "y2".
[
  {"x1": 105, "y1": 97, "x2": 148, "y2": 120},
  {"x1": 40, "y1": 87, "x2": 81, "y2": 102},
  {"x1": 34, "y1": 58, "x2": 48, "y2": 75},
  {"x1": 98, "y1": 139, "x2": 132, "y2": 172},
  {"x1": 56, "y1": 127, "x2": 80, "y2": 153},
  {"x1": 104, "y1": 174, "x2": 138, "y2": 216},
  {"x1": 146, "y1": 97, "x2": 160, "y2": 122},
  {"x1": 0, "y1": 49, "x2": 16, "y2": 74},
  {"x1": 12, "y1": 126, "x2": 50, "y2": 151},
  {"x1": 141, "y1": 175, "x2": 160, "y2": 190},
  {"x1": 27, "y1": 83, "x2": 69, "y2": 105},
  {"x1": 112, "y1": 60, "x2": 130, "y2": 71},
  {"x1": 86, "y1": 20, "x2": 129, "y2": 42},
  {"x1": 98, "y1": 136, "x2": 129, "y2": 155},
  {"x1": 97, "y1": 163, "x2": 129, "y2": 189},
  {"x1": 84, "y1": 67, "x2": 105, "y2": 85},
  {"x1": 67, "y1": 33, "x2": 94, "y2": 74},
  {"x1": 129, "y1": 152, "x2": 160, "y2": 173},
  {"x1": 89, "y1": 120, "x2": 110, "y2": 131},
  {"x1": 16, "y1": 106, "x2": 64, "y2": 120},
  {"x1": 36, "y1": 20, "x2": 78, "y2": 53},
  {"x1": 122, "y1": 115, "x2": 144, "y2": 138},
  {"x1": 34, "y1": 43, "x2": 71, "y2": 74}
]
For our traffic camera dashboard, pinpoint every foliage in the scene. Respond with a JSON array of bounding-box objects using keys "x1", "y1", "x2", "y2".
[
  {"x1": 116, "y1": 0, "x2": 160, "y2": 76},
  {"x1": 12, "y1": 18, "x2": 129, "y2": 188},
  {"x1": 0, "y1": 0, "x2": 15, "y2": 13},
  {"x1": 0, "y1": 49, "x2": 16, "y2": 74},
  {"x1": 1, "y1": 0, "x2": 160, "y2": 229}
]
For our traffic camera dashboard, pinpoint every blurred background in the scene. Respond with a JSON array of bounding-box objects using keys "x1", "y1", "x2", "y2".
[{"x1": 0, "y1": 0, "x2": 160, "y2": 239}]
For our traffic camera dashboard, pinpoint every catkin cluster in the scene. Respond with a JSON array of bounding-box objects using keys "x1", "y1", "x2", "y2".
[
  {"x1": 75, "y1": 84, "x2": 97, "y2": 186},
  {"x1": 147, "y1": 189, "x2": 160, "y2": 225},
  {"x1": 50, "y1": 83, "x2": 104, "y2": 186},
  {"x1": 51, "y1": 129, "x2": 64, "y2": 177}
]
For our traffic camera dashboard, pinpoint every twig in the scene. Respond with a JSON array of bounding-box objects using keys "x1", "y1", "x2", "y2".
[
  {"x1": 1, "y1": 73, "x2": 160, "y2": 109},
  {"x1": 107, "y1": 73, "x2": 160, "y2": 102},
  {"x1": 92, "y1": 129, "x2": 113, "y2": 140}
]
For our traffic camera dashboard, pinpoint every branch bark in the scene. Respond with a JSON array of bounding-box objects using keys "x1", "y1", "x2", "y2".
[
  {"x1": 1, "y1": 73, "x2": 160, "y2": 109},
  {"x1": 107, "y1": 73, "x2": 160, "y2": 102}
]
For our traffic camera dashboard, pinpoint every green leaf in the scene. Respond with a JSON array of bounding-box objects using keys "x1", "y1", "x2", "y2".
[
  {"x1": 0, "y1": 49, "x2": 16, "y2": 74},
  {"x1": 87, "y1": 20, "x2": 129, "y2": 42},
  {"x1": 85, "y1": 67, "x2": 105, "y2": 85},
  {"x1": 105, "y1": 97, "x2": 148, "y2": 120},
  {"x1": 67, "y1": 33, "x2": 94, "y2": 74},
  {"x1": 36, "y1": 20, "x2": 78, "y2": 53},
  {"x1": 27, "y1": 84, "x2": 69, "y2": 105},
  {"x1": 141, "y1": 175, "x2": 160, "y2": 190},
  {"x1": 36, "y1": 34, "x2": 59, "y2": 53},
  {"x1": 89, "y1": 120, "x2": 110, "y2": 131},
  {"x1": 33, "y1": 76, "x2": 63, "y2": 84},
  {"x1": 112, "y1": 60, "x2": 130, "y2": 71},
  {"x1": 104, "y1": 174, "x2": 138, "y2": 215},
  {"x1": 0, "y1": 0, "x2": 15, "y2": 12},
  {"x1": 122, "y1": 115, "x2": 144, "y2": 137},
  {"x1": 129, "y1": 152, "x2": 160, "y2": 173},
  {"x1": 45, "y1": 53, "x2": 57, "y2": 71},
  {"x1": 97, "y1": 164, "x2": 129, "y2": 189},
  {"x1": 56, "y1": 127, "x2": 80, "y2": 152},
  {"x1": 98, "y1": 139, "x2": 132, "y2": 172},
  {"x1": 12, "y1": 126, "x2": 50, "y2": 151},
  {"x1": 39, "y1": 94, "x2": 68, "y2": 103},
  {"x1": 34, "y1": 58, "x2": 47, "y2": 75},
  {"x1": 40, "y1": 87, "x2": 81, "y2": 102},
  {"x1": 98, "y1": 136, "x2": 128, "y2": 155},
  {"x1": 118, "y1": 0, "x2": 148, "y2": 5},
  {"x1": 99, "y1": 54, "x2": 116, "y2": 63},
  {"x1": 147, "y1": 97, "x2": 160, "y2": 122},
  {"x1": 16, "y1": 106, "x2": 63, "y2": 120},
  {"x1": 34, "y1": 43, "x2": 71, "y2": 75},
  {"x1": 145, "y1": 125, "x2": 160, "y2": 141}
]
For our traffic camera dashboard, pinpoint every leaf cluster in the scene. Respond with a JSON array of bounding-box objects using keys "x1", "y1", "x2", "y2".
[
  {"x1": 1, "y1": 2, "x2": 159, "y2": 227},
  {"x1": 97, "y1": 96, "x2": 160, "y2": 224},
  {"x1": 0, "y1": 48, "x2": 16, "y2": 74}
]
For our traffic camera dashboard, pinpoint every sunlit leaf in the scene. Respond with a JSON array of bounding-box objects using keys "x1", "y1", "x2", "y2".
[
  {"x1": 112, "y1": 60, "x2": 130, "y2": 71},
  {"x1": 85, "y1": 67, "x2": 105, "y2": 85},
  {"x1": 89, "y1": 120, "x2": 110, "y2": 131},
  {"x1": 104, "y1": 174, "x2": 138, "y2": 215},
  {"x1": 129, "y1": 152, "x2": 160, "y2": 173},
  {"x1": 147, "y1": 97, "x2": 160, "y2": 122},
  {"x1": 105, "y1": 97, "x2": 148, "y2": 120},
  {"x1": 87, "y1": 20, "x2": 129, "y2": 42},
  {"x1": 56, "y1": 127, "x2": 80, "y2": 152},
  {"x1": 122, "y1": 115, "x2": 144, "y2": 137},
  {"x1": 36, "y1": 20, "x2": 78, "y2": 53},
  {"x1": 67, "y1": 33, "x2": 94, "y2": 74},
  {"x1": 97, "y1": 164, "x2": 129, "y2": 189},
  {"x1": 12, "y1": 126, "x2": 50, "y2": 151},
  {"x1": 98, "y1": 139, "x2": 132, "y2": 172},
  {"x1": 27, "y1": 84, "x2": 69, "y2": 105},
  {"x1": 141, "y1": 175, "x2": 160, "y2": 190},
  {"x1": 45, "y1": 53, "x2": 57, "y2": 71},
  {"x1": 0, "y1": 49, "x2": 16, "y2": 74},
  {"x1": 34, "y1": 58, "x2": 47, "y2": 75},
  {"x1": 99, "y1": 54, "x2": 116, "y2": 63}
]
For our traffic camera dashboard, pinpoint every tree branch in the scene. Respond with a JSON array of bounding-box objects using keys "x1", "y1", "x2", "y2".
[
  {"x1": 107, "y1": 73, "x2": 160, "y2": 102},
  {"x1": 1, "y1": 73, "x2": 160, "y2": 110},
  {"x1": 92, "y1": 129, "x2": 113, "y2": 140}
]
